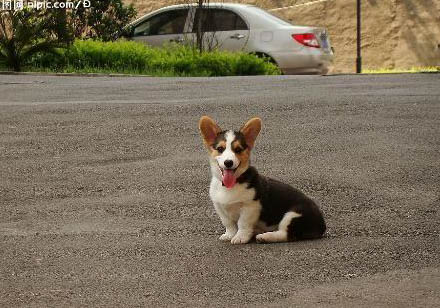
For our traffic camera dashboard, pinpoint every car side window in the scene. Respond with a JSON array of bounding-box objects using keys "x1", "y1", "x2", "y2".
[
  {"x1": 133, "y1": 9, "x2": 188, "y2": 36},
  {"x1": 193, "y1": 8, "x2": 248, "y2": 32}
]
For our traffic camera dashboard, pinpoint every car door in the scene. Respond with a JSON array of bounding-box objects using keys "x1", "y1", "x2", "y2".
[
  {"x1": 132, "y1": 9, "x2": 190, "y2": 47},
  {"x1": 189, "y1": 8, "x2": 250, "y2": 51}
]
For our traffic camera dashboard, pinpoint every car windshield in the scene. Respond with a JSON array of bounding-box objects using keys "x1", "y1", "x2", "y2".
[{"x1": 250, "y1": 7, "x2": 293, "y2": 27}]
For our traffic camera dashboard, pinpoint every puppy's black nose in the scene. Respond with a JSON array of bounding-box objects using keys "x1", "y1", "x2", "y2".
[{"x1": 224, "y1": 160, "x2": 234, "y2": 168}]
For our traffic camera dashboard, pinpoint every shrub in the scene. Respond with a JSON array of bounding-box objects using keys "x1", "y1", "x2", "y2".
[
  {"x1": 70, "y1": 0, "x2": 137, "y2": 41},
  {"x1": 0, "y1": 9, "x2": 73, "y2": 71},
  {"x1": 29, "y1": 40, "x2": 281, "y2": 77}
]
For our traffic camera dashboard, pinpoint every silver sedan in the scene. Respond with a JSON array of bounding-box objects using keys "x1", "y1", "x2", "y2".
[{"x1": 125, "y1": 3, "x2": 334, "y2": 75}]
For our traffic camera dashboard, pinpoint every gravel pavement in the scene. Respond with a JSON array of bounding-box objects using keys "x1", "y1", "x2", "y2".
[{"x1": 1, "y1": 73, "x2": 439, "y2": 307}]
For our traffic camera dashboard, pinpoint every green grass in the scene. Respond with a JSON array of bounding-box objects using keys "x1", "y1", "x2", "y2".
[
  {"x1": 26, "y1": 40, "x2": 280, "y2": 77},
  {"x1": 363, "y1": 66, "x2": 439, "y2": 74}
]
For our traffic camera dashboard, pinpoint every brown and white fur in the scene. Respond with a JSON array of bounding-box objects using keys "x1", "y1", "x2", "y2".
[{"x1": 199, "y1": 116, "x2": 326, "y2": 244}]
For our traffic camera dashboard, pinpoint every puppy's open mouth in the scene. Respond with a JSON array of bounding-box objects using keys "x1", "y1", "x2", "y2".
[{"x1": 218, "y1": 164, "x2": 239, "y2": 189}]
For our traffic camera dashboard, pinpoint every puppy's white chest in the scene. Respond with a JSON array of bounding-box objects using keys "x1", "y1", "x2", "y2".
[{"x1": 209, "y1": 178, "x2": 255, "y2": 205}]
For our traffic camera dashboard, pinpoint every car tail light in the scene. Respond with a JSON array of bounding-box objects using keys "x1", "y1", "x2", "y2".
[{"x1": 292, "y1": 33, "x2": 320, "y2": 48}]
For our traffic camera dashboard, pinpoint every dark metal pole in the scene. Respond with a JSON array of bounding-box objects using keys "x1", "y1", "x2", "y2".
[
  {"x1": 197, "y1": 0, "x2": 203, "y2": 54},
  {"x1": 356, "y1": 0, "x2": 362, "y2": 73}
]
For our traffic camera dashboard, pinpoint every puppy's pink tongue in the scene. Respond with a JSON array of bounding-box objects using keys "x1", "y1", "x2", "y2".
[{"x1": 222, "y1": 169, "x2": 237, "y2": 188}]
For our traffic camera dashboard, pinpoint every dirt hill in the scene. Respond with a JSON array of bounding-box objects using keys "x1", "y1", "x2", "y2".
[{"x1": 125, "y1": 0, "x2": 440, "y2": 73}]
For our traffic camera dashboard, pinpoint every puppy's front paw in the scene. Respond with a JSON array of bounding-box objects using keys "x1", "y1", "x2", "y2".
[
  {"x1": 231, "y1": 232, "x2": 252, "y2": 245},
  {"x1": 219, "y1": 232, "x2": 235, "y2": 241}
]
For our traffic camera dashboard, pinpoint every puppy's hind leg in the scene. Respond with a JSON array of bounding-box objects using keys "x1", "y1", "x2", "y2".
[{"x1": 256, "y1": 212, "x2": 301, "y2": 244}]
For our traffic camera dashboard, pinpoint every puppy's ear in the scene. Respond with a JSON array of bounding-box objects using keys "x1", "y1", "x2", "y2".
[
  {"x1": 199, "y1": 116, "x2": 221, "y2": 147},
  {"x1": 240, "y1": 117, "x2": 262, "y2": 149}
]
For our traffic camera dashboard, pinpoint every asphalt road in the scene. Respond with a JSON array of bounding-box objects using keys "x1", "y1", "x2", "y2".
[{"x1": 1, "y1": 73, "x2": 439, "y2": 307}]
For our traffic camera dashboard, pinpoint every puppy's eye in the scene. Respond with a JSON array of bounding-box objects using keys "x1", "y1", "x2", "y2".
[
  {"x1": 234, "y1": 148, "x2": 243, "y2": 154},
  {"x1": 216, "y1": 146, "x2": 225, "y2": 153}
]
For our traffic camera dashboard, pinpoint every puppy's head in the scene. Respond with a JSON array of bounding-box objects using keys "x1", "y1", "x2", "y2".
[{"x1": 199, "y1": 116, "x2": 261, "y2": 189}]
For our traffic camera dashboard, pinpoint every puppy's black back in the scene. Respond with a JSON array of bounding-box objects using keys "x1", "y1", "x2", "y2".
[{"x1": 238, "y1": 167, "x2": 326, "y2": 240}]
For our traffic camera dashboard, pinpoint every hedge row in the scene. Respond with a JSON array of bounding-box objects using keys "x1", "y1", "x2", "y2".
[{"x1": 30, "y1": 40, "x2": 280, "y2": 77}]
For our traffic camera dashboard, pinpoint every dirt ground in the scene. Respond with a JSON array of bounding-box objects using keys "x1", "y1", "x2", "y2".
[{"x1": 0, "y1": 74, "x2": 439, "y2": 307}]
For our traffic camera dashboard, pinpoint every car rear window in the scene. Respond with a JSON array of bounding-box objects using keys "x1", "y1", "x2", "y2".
[
  {"x1": 192, "y1": 8, "x2": 248, "y2": 32},
  {"x1": 250, "y1": 7, "x2": 293, "y2": 27}
]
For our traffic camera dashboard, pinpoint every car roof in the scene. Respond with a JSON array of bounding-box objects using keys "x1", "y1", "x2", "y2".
[{"x1": 166, "y1": 3, "x2": 255, "y2": 9}]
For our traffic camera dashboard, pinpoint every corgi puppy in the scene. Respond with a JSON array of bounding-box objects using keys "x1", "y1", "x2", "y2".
[{"x1": 199, "y1": 116, "x2": 326, "y2": 244}]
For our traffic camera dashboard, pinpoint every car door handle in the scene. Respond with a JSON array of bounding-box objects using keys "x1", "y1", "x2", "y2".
[
  {"x1": 170, "y1": 37, "x2": 184, "y2": 43},
  {"x1": 230, "y1": 33, "x2": 245, "y2": 40}
]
